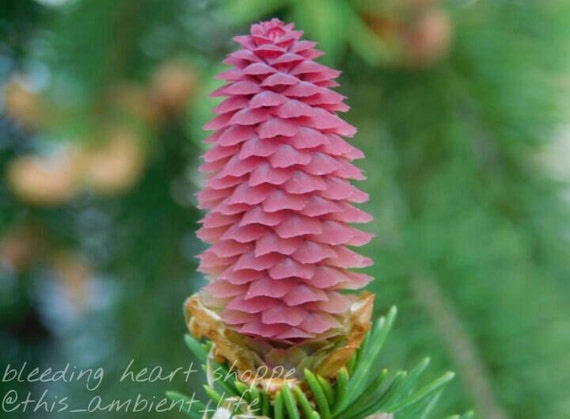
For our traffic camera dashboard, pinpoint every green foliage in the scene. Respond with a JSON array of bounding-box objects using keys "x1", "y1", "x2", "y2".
[
  {"x1": 223, "y1": 0, "x2": 394, "y2": 65},
  {"x1": 2, "y1": 1, "x2": 570, "y2": 418},
  {"x1": 0, "y1": 0, "x2": 46, "y2": 70},
  {"x1": 347, "y1": 2, "x2": 570, "y2": 418},
  {"x1": 171, "y1": 308, "x2": 465, "y2": 419},
  {"x1": 45, "y1": 0, "x2": 221, "y2": 96}
]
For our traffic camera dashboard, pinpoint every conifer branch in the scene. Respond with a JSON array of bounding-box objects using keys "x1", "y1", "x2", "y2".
[{"x1": 411, "y1": 276, "x2": 507, "y2": 419}]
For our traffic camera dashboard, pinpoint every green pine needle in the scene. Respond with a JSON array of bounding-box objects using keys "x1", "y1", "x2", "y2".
[
  {"x1": 382, "y1": 358, "x2": 432, "y2": 411},
  {"x1": 333, "y1": 367, "x2": 349, "y2": 414},
  {"x1": 369, "y1": 371, "x2": 408, "y2": 412},
  {"x1": 334, "y1": 306, "x2": 397, "y2": 413},
  {"x1": 184, "y1": 334, "x2": 208, "y2": 364},
  {"x1": 305, "y1": 369, "x2": 332, "y2": 419},
  {"x1": 262, "y1": 390, "x2": 271, "y2": 417},
  {"x1": 339, "y1": 368, "x2": 388, "y2": 417},
  {"x1": 401, "y1": 389, "x2": 444, "y2": 419},
  {"x1": 201, "y1": 363, "x2": 238, "y2": 398},
  {"x1": 346, "y1": 349, "x2": 358, "y2": 375},
  {"x1": 173, "y1": 308, "x2": 467, "y2": 418},
  {"x1": 249, "y1": 384, "x2": 263, "y2": 414},
  {"x1": 396, "y1": 371, "x2": 456, "y2": 411},
  {"x1": 293, "y1": 385, "x2": 316, "y2": 418},
  {"x1": 317, "y1": 375, "x2": 335, "y2": 406},
  {"x1": 282, "y1": 385, "x2": 301, "y2": 419},
  {"x1": 234, "y1": 381, "x2": 253, "y2": 403},
  {"x1": 203, "y1": 385, "x2": 222, "y2": 405},
  {"x1": 274, "y1": 390, "x2": 285, "y2": 419},
  {"x1": 166, "y1": 391, "x2": 208, "y2": 419}
]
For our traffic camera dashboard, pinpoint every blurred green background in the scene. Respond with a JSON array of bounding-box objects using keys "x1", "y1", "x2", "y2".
[{"x1": 1, "y1": 0, "x2": 570, "y2": 418}]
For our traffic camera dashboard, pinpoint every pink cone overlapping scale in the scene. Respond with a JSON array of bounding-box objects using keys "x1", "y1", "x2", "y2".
[{"x1": 197, "y1": 18, "x2": 373, "y2": 342}]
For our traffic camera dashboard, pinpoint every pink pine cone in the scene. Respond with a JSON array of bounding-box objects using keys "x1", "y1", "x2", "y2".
[{"x1": 197, "y1": 18, "x2": 373, "y2": 342}]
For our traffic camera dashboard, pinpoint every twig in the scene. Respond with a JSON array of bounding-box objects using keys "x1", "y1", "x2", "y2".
[{"x1": 411, "y1": 275, "x2": 509, "y2": 419}]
